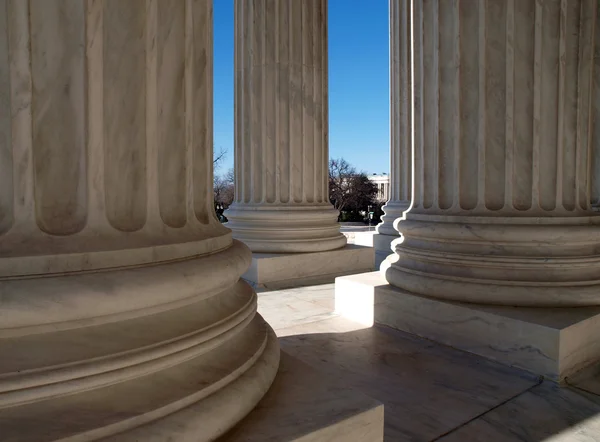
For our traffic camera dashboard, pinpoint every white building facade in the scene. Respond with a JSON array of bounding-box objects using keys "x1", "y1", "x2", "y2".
[{"x1": 368, "y1": 174, "x2": 391, "y2": 202}]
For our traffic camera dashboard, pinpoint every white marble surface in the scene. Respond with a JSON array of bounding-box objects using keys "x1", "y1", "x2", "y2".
[
  {"x1": 335, "y1": 271, "x2": 386, "y2": 326},
  {"x1": 258, "y1": 289, "x2": 337, "y2": 331},
  {"x1": 258, "y1": 283, "x2": 600, "y2": 442},
  {"x1": 337, "y1": 272, "x2": 600, "y2": 381},
  {"x1": 276, "y1": 313, "x2": 540, "y2": 441},
  {"x1": 243, "y1": 244, "x2": 375, "y2": 290},
  {"x1": 222, "y1": 352, "x2": 384, "y2": 442},
  {"x1": 352, "y1": 231, "x2": 375, "y2": 247},
  {"x1": 439, "y1": 383, "x2": 600, "y2": 442},
  {"x1": 568, "y1": 364, "x2": 600, "y2": 398},
  {"x1": 372, "y1": 232, "x2": 395, "y2": 268}
]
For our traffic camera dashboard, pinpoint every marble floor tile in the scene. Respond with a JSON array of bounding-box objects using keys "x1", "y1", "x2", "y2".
[
  {"x1": 568, "y1": 364, "x2": 600, "y2": 398},
  {"x1": 257, "y1": 290, "x2": 336, "y2": 331},
  {"x1": 288, "y1": 283, "x2": 337, "y2": 310},
  {"x1": 259, "y1": 283, "x2": 336, "y2": 305},
  {"x1": 438, "y1": 382, "x2": 600, "y2": 442},
  {"x1": 276, "y1": 316, "x2": 370, "y2": 337},
  {"x1": 258, "y1": 283, "x2": 600, "y2": 441},
  {"x1": 277, "y1": 317, "x2": 541, "y2": 441},
  {"x1": 223, "y1": 352, "x2": 384, "y2": 442},
  {"x1": 257, "y1": 284, "x2": 338, "y2": 330}
]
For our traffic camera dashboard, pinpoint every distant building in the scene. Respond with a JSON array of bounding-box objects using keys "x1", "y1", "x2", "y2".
[{"x1": 368, "y1": 173, "x2": 390, "y2": 202}]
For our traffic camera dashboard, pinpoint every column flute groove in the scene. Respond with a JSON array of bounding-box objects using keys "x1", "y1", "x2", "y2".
[
  {"x1": 0, "y1": 0, "x2": 10, "y2": 236},
  {"x1": 477, "y1": 0, "x2": 486, "y2": 209},
  {"x1": 505, "y1": 0, "x2": 515, "y2": 209}
]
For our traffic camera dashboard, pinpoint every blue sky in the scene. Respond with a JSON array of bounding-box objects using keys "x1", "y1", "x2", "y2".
[{"x1": 213, "y1": 0, "x2": 390, "y2": 176}]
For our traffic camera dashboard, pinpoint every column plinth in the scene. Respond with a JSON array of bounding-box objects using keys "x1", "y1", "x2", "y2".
[
  {"x1": 0, "y1": 2, "x2": 278, "y2": 440},
  {"x1": 385, "y1": 0, "x2": 600, "y2": 307},
  {"x1": 226, "y1": 0, "x2": 346, "y2": 254}
]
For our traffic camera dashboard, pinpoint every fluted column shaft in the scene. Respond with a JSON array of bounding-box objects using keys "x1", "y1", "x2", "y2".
[
  {"x1": 0, "y1": 0, "x2": 228, "y2": 275},
  {"x1": 0, "y1": 2, "x2": 278, "y2": 440},
  {"x1": 591, "y1": 25, "x2": 600, "y2": 210},
  {"x1": 226, "y1": 0, "x2": 346, "y2": 253},
  {"x1": 386, "y1": 0, "x2": 600, "y2": 307},
  {"x1": 377, "y1": 0, "x2": 412, "y2": 237}
]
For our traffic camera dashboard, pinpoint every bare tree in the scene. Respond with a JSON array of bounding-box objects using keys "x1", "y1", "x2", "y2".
[
  {"x1": 329, "y1": 158, "x2": 378, "y2": 214},
  {"x1": 214, "y1": 167, "x2": 235, "y2": 208},
  {"x1": 213, "y1": 146, "x2": 227, "y2": 170}
]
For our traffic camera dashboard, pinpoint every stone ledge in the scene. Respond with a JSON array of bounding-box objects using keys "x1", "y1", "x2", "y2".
[
  {"x1": 243, "y1": 245, "x2": 375, "y2": 290},
  {"x1": 335, "y1": 272, "x2": 600, "y2": 381},
  {"x1": 352, "y1": 231, "x2": 376, "y2": 247},
  {"x1": 222, "y1": 351, "x2": 384, "y2": 442}
]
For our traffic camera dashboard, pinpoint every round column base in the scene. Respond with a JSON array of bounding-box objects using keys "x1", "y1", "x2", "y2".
[
  {"x1": 386, "y1": 213, "x2": 600, "y2": 307},
  {"x1": 225, "y1": 204, "x2": 347, "y2": 253},
  {"x1": 376, "y1": 201, "x2": 410, "y2": 236},
  {"x1": 0, "y1": 241, "x2": 280, "y2": 441}
]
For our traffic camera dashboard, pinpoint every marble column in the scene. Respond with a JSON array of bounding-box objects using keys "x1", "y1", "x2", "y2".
[
  {"x1": 376, "y1": 0, "x2": 412, "y2": 238},
  {"x1": 591, "y1": 28, "x2": 600, "y2": 211},
  {"x1": 385, "y1": 0, "x2": 600, "y2": 307},
  {"x1": 226, "y1": 0, "x2": 347, "y2": 253},
  {"x1": 372, "y1": 0, "x2": 412, "y2": 267},
  {"x1": 0, "y1": 1, "x2": 279, "y2": 440}
]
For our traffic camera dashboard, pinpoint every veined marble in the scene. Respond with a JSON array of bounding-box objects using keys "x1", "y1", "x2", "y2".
[
  {"x1": 243, "y1": 244, "x2": 375, "y2": 290},
  {"x1": 439, "y1": 383, "x2": 600, "y2": 442},
  {"x1": 278, "y1": 315, "x2": 539, "y2": 441},
  {"x1": 387, "y1": 0, "x2": 600, "y2": 307},
  {"x1": 258, "y1": 283, "x2": 600, "y2": 441},
  {"x1": 337, "y1": 272, "x2": 600, "y2": 381},
  {"x1": 222, "y1": 352, "x2": 384, "y2": 442},
  {"x1": 0, "y1": 2, "x2": 279, "y2": 440}
]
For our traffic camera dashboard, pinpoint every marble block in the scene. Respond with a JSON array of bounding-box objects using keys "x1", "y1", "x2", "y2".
[
  {"x1": 242, "y1": 245, "x2": 375, "y2": 290},
  {"x1": 222, "y1": 351, "x2": 384, "y2": 442},
  {"x1": 566, "y1": 363, "x2": 600, "y2": 396},
  {"x1": 352, "y1": 231, "x2": 375, "y2": 247},
  {"x1": 335, "y1": 272, "x2": 600, "y2": 381},
  {"x1": 372, "y1": 233, "x2": 396, "y2": 269}
]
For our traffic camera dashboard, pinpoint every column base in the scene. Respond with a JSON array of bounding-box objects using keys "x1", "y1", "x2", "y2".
[
  {"x1": 243, "y1": 245, "x2": 375, "y2": 290},
  {"x1": 335, "y1": 272, "x2": 600, "y2": 381},
  {"x1": 226, "y1": 205, "x2": 347, "y2": 253},
  {"x1": 372, "y1": 233, "x2": 397, "y2": 268},
  {"x1": 0, "y1": 241, "x2": 281, "y2": 442},
  {"x1": 223, "y1": 351, "x2": 384, "y2": 441}
]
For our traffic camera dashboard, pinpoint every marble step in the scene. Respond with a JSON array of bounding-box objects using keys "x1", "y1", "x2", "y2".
[
  {"x1": 222, "y1": 351, "x2": 384, "y2": 442},
  {"x1": 336, "y1": 271, "x2": 600, "y2": 381},
  {"x1": 243, "y1": 245, "x2": 375, "y2": 290}
]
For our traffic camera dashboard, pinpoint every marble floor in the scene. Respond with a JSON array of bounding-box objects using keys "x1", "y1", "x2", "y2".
[{"x1": 258, "y1": 284, "x2": 600, "y2": 442}]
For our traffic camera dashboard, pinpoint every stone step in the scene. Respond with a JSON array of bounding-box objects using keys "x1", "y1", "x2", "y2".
[
  {"x1": 243, "y1": 245, "x2": 375, "y2": 290},
  {"x1": 336, "y1": 271, "x2": 600, "y2": 381},
  {"x1": 221, "y1": 351, "x2": 384, "y2": 442}
]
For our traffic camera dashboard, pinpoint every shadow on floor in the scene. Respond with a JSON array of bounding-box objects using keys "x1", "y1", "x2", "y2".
[{"x1": 279, "y1": 322, "x2": 600, "y2": 442}]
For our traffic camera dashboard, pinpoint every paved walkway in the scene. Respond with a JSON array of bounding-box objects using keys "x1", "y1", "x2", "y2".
[{"x1": 258, "y1": 284, "x2": 600, "y2": 442}]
